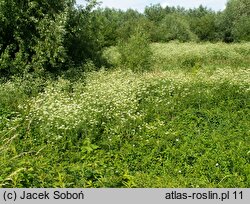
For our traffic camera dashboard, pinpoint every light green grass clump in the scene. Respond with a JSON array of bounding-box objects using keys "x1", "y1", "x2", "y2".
[
  {"x1": 151, "y1": 42, "x2": 250, "y2": 70},
  {"x1": 0, "y1": 43, "x2": 249, "y2": 188}
]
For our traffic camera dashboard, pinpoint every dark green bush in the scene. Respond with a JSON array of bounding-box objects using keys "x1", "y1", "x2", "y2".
[{"x1": 156, "y1": 14, "x2": 198, "y2": 42}]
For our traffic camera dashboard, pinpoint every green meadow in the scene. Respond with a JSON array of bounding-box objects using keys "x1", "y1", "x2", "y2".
[{"x1": 0, "y1": 42, "x2": 249, "y2": 187}]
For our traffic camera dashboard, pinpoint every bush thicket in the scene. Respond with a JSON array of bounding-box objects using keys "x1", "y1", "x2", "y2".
[{"x1": 118, "y1": 31, "x2": 153, "y2": 72}]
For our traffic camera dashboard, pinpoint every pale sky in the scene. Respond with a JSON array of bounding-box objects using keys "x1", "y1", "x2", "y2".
[{"x1": 76, "y1": 0, "x2": 228, "y2": 12}]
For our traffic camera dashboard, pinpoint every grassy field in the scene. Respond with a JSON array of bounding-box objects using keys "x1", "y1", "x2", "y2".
[{"x1": 0, "y1": 42, "x2": 249, "y2": 187}]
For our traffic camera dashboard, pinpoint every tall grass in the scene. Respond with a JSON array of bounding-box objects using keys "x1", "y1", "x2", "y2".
[{"x1": 151, "y1": 42, "x2": 250, "y2": 70}]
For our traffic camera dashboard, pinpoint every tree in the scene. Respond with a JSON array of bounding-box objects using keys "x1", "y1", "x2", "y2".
[
  {"x1": 0, "y1": 0, "x2": 109, "y2": 78},
  {"x1": 222, "y1": 0, "x2": 250, "y2": 42},
  {"x1": 116, "y1": 9, "x2": 143, "y2": 41},
  {"x1": 91, "y1": 8, "x2": 123, "y2": 47},
  {"x1": 64, "y1": 3, "x2": 104, "y2": 68},
  {"x1": 156, "y1": 14, "x2": 197, "y2": 42},
  {"x1": 188, "y1": 6, "x2": 219, "y2": 41},
  {"x1": 0, "y1": 0, "x2": 75, "y2": 77},
  {"x1": 144, "y1": 4, "x2": 166, "y2": 23}
]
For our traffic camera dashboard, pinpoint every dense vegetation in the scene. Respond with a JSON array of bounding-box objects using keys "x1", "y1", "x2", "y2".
[
  {"x1": 1, "y1": 0, "x2": 250, "y2": 78},
  {"x1": 0, "y1": 0, "x2": 250, "y2": 187}
]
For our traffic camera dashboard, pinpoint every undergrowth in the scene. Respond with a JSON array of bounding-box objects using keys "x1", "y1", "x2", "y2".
[{"x1": 0, "y1": 42, "x2": 249, "y2": 187}]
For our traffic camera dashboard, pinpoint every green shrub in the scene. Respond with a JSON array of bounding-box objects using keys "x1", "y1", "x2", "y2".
[{"x1": 118, "y1": 31, "x2": 153, "y2": 72}]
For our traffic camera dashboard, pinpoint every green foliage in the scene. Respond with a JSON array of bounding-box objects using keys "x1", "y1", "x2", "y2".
[
  {"x1": 0, "y1": 0, "x2": 105, "y2": 77},
  {"x1": 222, "y1": 0, "x2": 250, "y2": 42},
  {"x1": 0, "y1": 0, "x2": 73, "y2": 77},
  {"x1": 144, "y1": 4, "x2": 166, "y2": 23},
  {"x1": 188, "y1": 6, "x2": 219, "y2": 41},
  {"x1": 1, "y1": 0, "x2": 250, "y2": 79},
  {"x1": 0, "y1": 43, "x2": 249, "y2": 187},
  {"x1": 116, "y1": 9, "x2": 143, "y2": 41},
  {"x1": 32, "y1": 13, "x2": 68, "y2": 73},
  {"x1": 0, "y1": 0, "x2": 250, "y2": 188},
  {"x1": 156, "y1": 14, "x2": 197, "y2": 42},
  {"x1": 91, "y1": 8, "x2": 123, "y2": 47},
  {"x1": 64, "y1": 3, "x2": 106, "y2": 68},
  {"x1": 102, "y1": 46, "x2": 121, "y2": 66},
  {"x1": 232, "y1": 15, "x2": 250, "y2": 41},
  {"x1": 117, "y1": 31, "x2": 153, "y2": 72}
]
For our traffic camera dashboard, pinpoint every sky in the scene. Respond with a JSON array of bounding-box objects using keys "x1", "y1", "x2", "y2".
[{"x1": 76, "y1": 0, "x2": 228, "y2": 12}]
